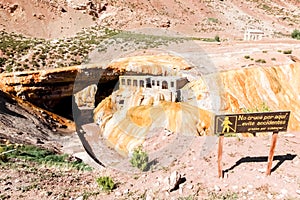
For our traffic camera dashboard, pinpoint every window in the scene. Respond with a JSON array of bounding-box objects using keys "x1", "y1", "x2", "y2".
[
  {"x1": 140, "y1": 80, "x2": 144, "y2": 87},
  {"x1": 157, "y1": 81, "x2": 160, "y2": 86},
  {"x1": 121, "y1": 79, "x2": 125, "y2": 85},
  {"x1": 152, "y1": 80, "x2": 155, "y2": 86},
  {"x1": 171, "y1": 81, "x2": 174, "y2": 88},
  {"x1": 133, "y1": 80, "x2": 137, "y2": 86},
  {"x1": 127, "y1": 79, "x2": 131, "y2": 85}
]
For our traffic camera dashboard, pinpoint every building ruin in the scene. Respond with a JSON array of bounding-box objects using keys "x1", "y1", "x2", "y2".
[
  {"x1": 118, "y1": 75, "x2": 189, "y2": 106},
  {"x1": 244, "y1": 29, "x2": 264, "y2": 41}
]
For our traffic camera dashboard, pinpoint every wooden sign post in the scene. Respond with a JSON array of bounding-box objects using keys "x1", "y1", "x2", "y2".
[{"x1": 215, "y1": 111, "x2": 290, "y2": 178}]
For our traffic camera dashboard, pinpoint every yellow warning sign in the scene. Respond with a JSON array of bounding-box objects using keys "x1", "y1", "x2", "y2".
[
  {"x1": 221, "y1": 117, "x2": 233, "y2": 133},
  {"x1": 215, "y1": 115, "x2": 237, "y2": 134},
  {"x1": 215, "y1": 111, "x2": 290, "y2": 135}
]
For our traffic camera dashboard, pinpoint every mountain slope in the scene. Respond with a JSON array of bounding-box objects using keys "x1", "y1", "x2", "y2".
[{"x1": 1, "y1": 0, "x2": 300, "y2": 39}]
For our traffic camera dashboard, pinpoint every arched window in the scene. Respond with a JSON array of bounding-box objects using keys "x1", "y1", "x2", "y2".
[
  {"x1": 162, "y1": 81, "x2": 168, "y2": 89},
  {"x1": 140, "y1": 80, "x2": 145, "y2": 87}
]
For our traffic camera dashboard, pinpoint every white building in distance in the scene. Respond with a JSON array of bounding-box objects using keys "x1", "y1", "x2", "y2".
[{"x1": 244, "y1": 29, "x2": 264, "y2": 41}]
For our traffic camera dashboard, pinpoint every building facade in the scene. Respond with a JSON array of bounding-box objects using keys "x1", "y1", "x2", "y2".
[{"x1": 244, "y1": 29, "x2": 264, "y2": 41}]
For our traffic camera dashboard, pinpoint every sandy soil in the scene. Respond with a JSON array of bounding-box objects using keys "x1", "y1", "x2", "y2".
[{"x1": 1, "y1": 131, "x2": 299, "y2": 199}]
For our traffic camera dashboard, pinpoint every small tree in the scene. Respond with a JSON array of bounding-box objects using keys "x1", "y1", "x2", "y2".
[
  {"x1": 291, "y1": 29, "x2": 300, "y2": 40},
  {"x1": 130, "y1": 146, "x2": 149, "y2": 171}
]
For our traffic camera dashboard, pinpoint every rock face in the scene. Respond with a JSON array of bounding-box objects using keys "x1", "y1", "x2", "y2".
[
  {"x1": 1, "y1": 55, "x2": 300, "y2": 157},
  {"x1": 93, "y1": 58, "x2": 300, "y2": 156},
  {"x1": 0, "y1": 90, "x2": 70, "y2": 152},
  {"x1": 0, "y1": 64, "x2": 119, "y2": 118},
  {"x1": 220, "y1": 62, "x2": 300, "y2": 131},
  {"x1": 0, "y1": 55, "x2": 196, "y2": 118}
]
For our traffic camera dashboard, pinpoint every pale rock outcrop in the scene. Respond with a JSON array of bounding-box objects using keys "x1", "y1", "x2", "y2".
[
  {"x1": 74, "y1": 84, "x2": 97, "y2": 107},
  {"x1": 162, "y1": 171, "x2": 182, "y2": 192}
]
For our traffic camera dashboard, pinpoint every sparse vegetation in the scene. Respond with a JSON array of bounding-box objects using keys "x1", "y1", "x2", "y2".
[
  {"x1": 96, "y1": 176, "x2": 115, "y2": 192},
  {"x1": 130, "y1": 146, "x2": 149, "y2": 171},
  {"x1": 207, "y1": 191, "x2": 238, "y2": 200},
  {"x1": 0, "y1": 26, "x2": 120, "y2": 72},
  {"x1": 244, "y1": 55, "x2": 250, "y2": 59},
  {"x1": 0, "y1": 142, "x2": 92, "y2": 171},
  {"x1": 207, "y1": 17, "x2": 219, "y2": 23},
  {"x1": 242, "y1": 102, "x2": 271, "y2": 113}
]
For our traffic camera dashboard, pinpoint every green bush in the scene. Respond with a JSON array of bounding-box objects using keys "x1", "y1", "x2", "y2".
[
  {"x1": 283, "y1": 50, "x2": 292, "y2": 54},
  {"x1": 255, "y1": 59, "x2": 266, "y2": 63},
  {"x1": 96, "y1": 176, "x2": 115, "y2": 191},
  {"x1": 0, "y1": 57, "x2": 7, "y2": 67},
  {"x1": 291, "y1": 29, "x2": 300, "y2": 40},
  {"x1": 214, "y1": 35, "x2": 220, "y2": 42},
  {"x1": 244, "y1": 55, "x2": 250, "y2": 59},
  {"x1": 130, "y1": 146, "x2": 149, "y2": 171}
]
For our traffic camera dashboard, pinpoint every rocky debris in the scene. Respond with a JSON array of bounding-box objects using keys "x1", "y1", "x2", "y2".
[
  {"x1": 9, "y1": 4, "x2": 19, "y2": 13},
  {"x1": 68, "y1": 0, "x2": 103, "y2": 17},
  {"x1": 163, "y1": 171, "x2": 182, "y2": 192},
  {"x1": 33, "y1": 13, "x2": 46, "y2": 20},
  {"x1": 284, "y1": 133, "x2": 295, "y2": 138},
  {"x1": 160, "y1": 19, "x2": 171, "y2": 28},
  {"x1": 0, "y1": 3, "x2": 19, "y2": 13},
  {"x1": 214, "y1": 185, "x2": 221, "y2": 192}
]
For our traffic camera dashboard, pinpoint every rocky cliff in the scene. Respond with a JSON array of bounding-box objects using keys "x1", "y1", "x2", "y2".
[
  {"x1": 220, "y1": 62, "x2": 300, "y2": 130},
  {"x1": 0, "y1": 54, "x2": 196, "y2": 117},
  {"x1": 0, "y1": 55, "x2": 299, "y2": 157},
  {"x1": 94, "y1": 60, "x2": 300, "y2": 156}
]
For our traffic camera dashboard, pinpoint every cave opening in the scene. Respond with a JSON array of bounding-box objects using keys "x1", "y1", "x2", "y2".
[
  {"x1": 50, "y1": 96, "x2": 74, "y2": 120},
  {"x1": 94, "y1": 79, "x2": 119, "y2": 107},
  {"x1": 39, "y1": 78, "x2": 120, "y2": 121}
]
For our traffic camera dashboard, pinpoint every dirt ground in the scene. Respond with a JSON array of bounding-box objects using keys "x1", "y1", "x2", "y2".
[{"x1": 1, "y1": 131, "x2": 299, "y2": 200}]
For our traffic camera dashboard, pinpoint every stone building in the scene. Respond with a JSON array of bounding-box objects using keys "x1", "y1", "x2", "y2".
[
  {"x1": 244, "y1": 29, "x2": 264, "y2": 41},
  {"x1": 118, "y1": 75, "x2": 189, "y2": 103}
]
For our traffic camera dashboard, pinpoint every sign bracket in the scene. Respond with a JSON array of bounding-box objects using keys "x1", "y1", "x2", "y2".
[{"x1": 215, "y1": 111, "x2": 290, "y2": 178}]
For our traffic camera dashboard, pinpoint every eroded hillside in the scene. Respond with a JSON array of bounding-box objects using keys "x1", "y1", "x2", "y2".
[{"x1": 1, "y1": 0, "x2": 300, "y2": 39}]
